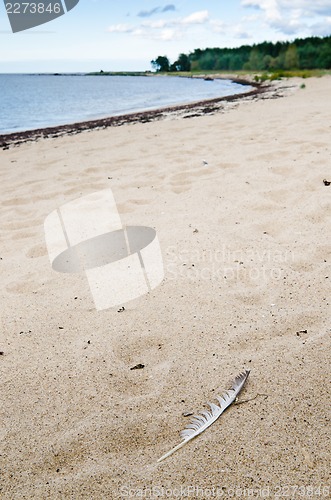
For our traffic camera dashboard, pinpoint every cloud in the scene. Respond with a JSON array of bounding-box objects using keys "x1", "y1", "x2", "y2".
[
  {"x1": 241, "y1": 0, "x2": 331, "y2": 36},
  {"x1": 162, "y1": 4, "x2": 176, "y2": 13},
  {"x1": 310, "y1": 17, "x2": 331, "y2": 36},
  {"x1": 138, "y1": 7, "x2": 159, "y2": 18},
  {"x1": 279, "y1": 1, "x2": 331, "y2": 16},
  {"x1": 270, "y1": 17, "x2": 306, "y2": 35},
  {"x1": 107, "y1": 24, "x2": 133, "y2": 33},
  {"x1": 210, "y1": 18, "x2": 254, "y2": 40},
  {"x1": 137, "y1": 4, "x2": 176, "y2": 18},
  {"x1": 142, "y1": 19, "x2": 168, "y2": 29},
  {"x1": 233, "y1": 26, "x2": 252, "y2": 39},
  {"x1": 241, "y1": 0, "x2": 281, "y2": 21},
  {"x1": 241, "y1": 0, "x2": 276, "y2": 7},
  {"x1": 158, "y1": 28, "x2": 179, "y2": 41},
  {"x1": 210, "y1": 19, "x2": 227, "y2": 34},
  {"x1": 241, "y1": 0, "x2": 331, "y2": 18},
  {"x1": 181, "y1": 10, "x2": 209, "y2": 25},
  {"x1": 108, "y1": 10, "x2": 210, "y2": 41}
]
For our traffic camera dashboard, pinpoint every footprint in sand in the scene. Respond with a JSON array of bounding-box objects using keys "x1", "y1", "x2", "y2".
[
  {"x1": 110, "y1": 333, "x2": 173, "y2": 398},
  {"x1": 1, "y1": 196, "x2": 31, "y2": 207},
  {"x1": 117, "y1": 199, "x2": 151, "y2": 214},
  {"x1": 169, "y1": 165, "x2": 215, "y2": 194},
  {"x1": 6, "y1": 279, "x2": 40, "y2": 294},
  {"x1": 1, "y1": 219, "x2": 40, "y2": 231},
  {"x1": 63, "y1": 184, "x2": 106, "y2": 196},
  {"x1": 11, "y1": 231, "x2": 38, "y2": 241},
  {"x1": 26, "y1": 244, "x2": 48, "y2": 259}
]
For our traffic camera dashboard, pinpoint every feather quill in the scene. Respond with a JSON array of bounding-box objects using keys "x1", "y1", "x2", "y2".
[{"x1": 157, "y1": 369, "x2": 250, "y2": 462}]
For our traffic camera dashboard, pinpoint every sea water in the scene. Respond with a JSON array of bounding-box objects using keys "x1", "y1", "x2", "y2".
[{"x1": 0, "y1": 74, "x2": 251, "y2": 134}]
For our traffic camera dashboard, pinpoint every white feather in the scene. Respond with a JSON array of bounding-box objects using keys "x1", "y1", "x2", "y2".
[{"x1": 157, "y1": 369, "x2": 250, "y2": 462}]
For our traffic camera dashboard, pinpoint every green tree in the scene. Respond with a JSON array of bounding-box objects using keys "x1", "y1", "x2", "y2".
[
  {"x1": 284, "y1": 44, "x2": 299, "y2": 69},
  {"x1": 151, "y1": 56, "x2": 170, "y2": 72},
  {"x1": 171, "y1": 53, "x2": 191, "y2": 72},
  {"x1": 244, "y1": 48, "x2": 265, "y2": 70},
  {"x1": 317, "y1": 43, "x2": 331, "y2": 68},
  {"x1": 151, "y1": 35, "x2": 331, "y2": 74},
  {"x1": 228, "y1": 54, "x2": 245, "y2": 71},
  {"x1": 214, "y1": 54, "x2": 231, "y2": 70},
  {"x1": 199, "y1": 51, "x2": 217, "y2": 70},
  {"x1": 190, "y1": 60, "x2": 201, "y2": 71},
  {"x1": 298, "y1": 42, "x2": 316, "y2": 69}
]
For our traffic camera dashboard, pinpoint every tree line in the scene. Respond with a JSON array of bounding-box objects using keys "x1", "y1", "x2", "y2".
[{"x1": 151, "y1": 36, "x2": 331, "y2": 72}]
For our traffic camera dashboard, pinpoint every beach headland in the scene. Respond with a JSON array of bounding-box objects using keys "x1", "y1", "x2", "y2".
[{"x1": 0, "y1": 76, "x2": 330, "y2": 498}]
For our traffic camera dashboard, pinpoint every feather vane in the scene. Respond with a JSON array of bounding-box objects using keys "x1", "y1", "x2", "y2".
[{"x1": 157, "y1": 369, "x2": 250, "y2": 462}]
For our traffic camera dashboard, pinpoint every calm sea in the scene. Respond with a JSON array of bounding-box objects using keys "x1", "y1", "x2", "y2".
[{"x1": 0, "y1": 74, "x2": 251, "y2": 134}]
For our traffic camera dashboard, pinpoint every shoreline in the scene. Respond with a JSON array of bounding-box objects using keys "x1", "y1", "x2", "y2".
[{"x1": 1, "y1": 79, "x2": 265, "y2": 149}]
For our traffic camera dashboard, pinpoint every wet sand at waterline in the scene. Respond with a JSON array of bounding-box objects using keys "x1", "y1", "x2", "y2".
[{"x1": 0, "y1": 77, "x2": 330, "y2": 498}]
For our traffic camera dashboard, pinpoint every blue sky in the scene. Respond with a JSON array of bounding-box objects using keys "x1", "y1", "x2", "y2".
[{"x1": 1, "y1": 0, "x2": 331, "y2": 72}]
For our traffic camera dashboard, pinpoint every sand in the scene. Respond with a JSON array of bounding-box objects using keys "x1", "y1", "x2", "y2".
[{"x1": 0, "y1": 77, "x2": 330, "y2": 499}]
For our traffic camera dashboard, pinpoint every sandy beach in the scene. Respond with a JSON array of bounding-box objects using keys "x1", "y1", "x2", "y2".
[{"x1": 1, "y1": 76, "x2": 330, "y2": 498}]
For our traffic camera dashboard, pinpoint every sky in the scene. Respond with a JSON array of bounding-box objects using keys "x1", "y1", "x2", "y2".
[{"x1": 0, "y1": 0, "x2": 331, "y2": 72}]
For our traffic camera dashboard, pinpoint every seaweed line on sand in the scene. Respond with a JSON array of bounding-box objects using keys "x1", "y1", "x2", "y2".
[{"x1": 0, "y1": 80, "x2": 288, "y2": 149}]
